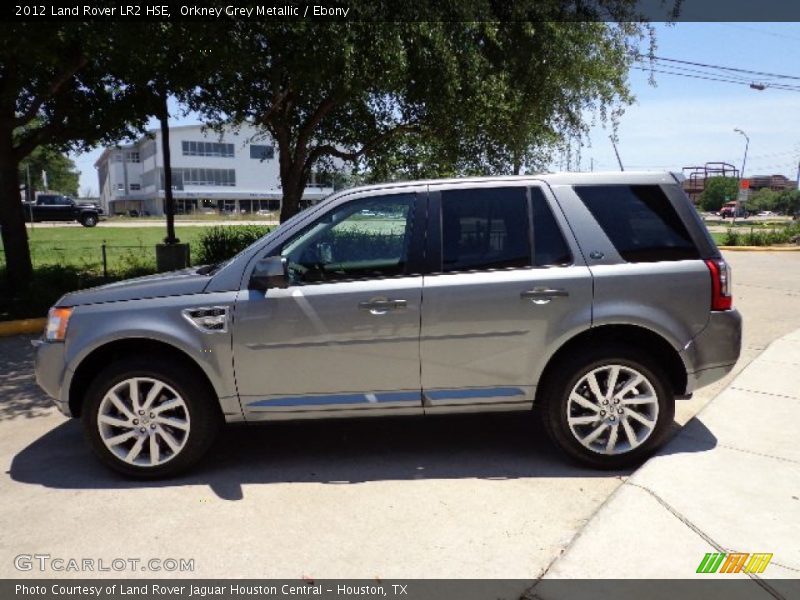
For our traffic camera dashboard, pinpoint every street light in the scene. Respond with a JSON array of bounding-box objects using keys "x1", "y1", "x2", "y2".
[{"x1": 734, "y1": 128, "x2": 750, "y2": 179}]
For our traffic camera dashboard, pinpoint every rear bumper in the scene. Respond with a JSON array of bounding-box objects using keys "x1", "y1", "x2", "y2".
[{"x1": 682, "y1": 309, "x2": 742, "y2": 393}]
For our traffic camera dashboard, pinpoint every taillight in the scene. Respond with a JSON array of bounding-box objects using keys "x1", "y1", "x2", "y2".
[{"x1": 705, "y1": 258, "x2": 732, "y2": 311}]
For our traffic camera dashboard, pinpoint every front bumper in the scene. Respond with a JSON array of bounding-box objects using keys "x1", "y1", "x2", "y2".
[
  {"x1": 32, "y1": 339, "x2": 72, "y2": 417},
  {"x1": 682, "y1": 309, "x2": 743, "y2": 393}
]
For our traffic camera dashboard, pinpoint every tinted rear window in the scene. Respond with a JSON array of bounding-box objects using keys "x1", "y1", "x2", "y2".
[{"x1": 574, "y1": 185, "x2": 699, "y2": 262}]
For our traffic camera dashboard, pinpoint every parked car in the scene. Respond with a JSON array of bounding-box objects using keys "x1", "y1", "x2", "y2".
[
  {"x1": 34, "y1": 172, "x2": 742, "y2": 477},
  {"x1": 719, "y1": 201, "x2": 749, "y2": 219},
  {"x1": 757, "y1": 211, "x2": 775, "y2": 217},
  {"x1": 23, "y1": 194, "x2": 102, "y2": 227}
]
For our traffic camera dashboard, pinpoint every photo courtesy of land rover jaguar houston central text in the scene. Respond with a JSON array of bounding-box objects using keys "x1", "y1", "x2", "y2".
[{"x1": 33, "y1": 172, "x2": 742, "y2": 477}]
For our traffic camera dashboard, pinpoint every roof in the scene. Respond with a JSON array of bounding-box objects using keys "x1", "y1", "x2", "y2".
[{"x1": 331, "y1": 171, "x2": 679, "y2": 197}]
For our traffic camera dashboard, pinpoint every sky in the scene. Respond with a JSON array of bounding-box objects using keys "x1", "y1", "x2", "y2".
[{"x1": 72, "y1": 22, "x2": 800, "y2": 197}]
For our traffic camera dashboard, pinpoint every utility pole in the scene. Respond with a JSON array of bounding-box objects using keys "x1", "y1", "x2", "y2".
[
  {"x1": 610, "y1": 136, "x2": 624, "y2": 171},
  {"x1": 795, "y1": 160, "x2": 799, "y2": 189},
  {"x1": 734, "y1": 128, "x2": 750, "y2": 179}
]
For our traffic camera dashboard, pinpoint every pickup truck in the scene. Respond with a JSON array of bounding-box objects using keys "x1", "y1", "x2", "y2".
[{"x1": 23, "y1": 194, "x2": 103, "y2": 227}]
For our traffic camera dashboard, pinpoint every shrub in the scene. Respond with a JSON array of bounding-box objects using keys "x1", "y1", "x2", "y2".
[
  {"x1": 722, "y1": 229, "x2": 741, "y2": 247},
  {"x1": 196, "y1": 225, "x2": 271, "y2": 265}
]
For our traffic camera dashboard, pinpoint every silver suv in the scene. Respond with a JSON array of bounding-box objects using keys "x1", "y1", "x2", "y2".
[{"x1": 34, "y1": 172, "x2": 741, "y2": 477}]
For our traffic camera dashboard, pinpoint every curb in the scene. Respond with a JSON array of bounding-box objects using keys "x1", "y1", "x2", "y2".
[
  {"x1": 719, "y1": 245, "x2": 800, "y2": 251},
  {"x1": 0, "y1": 317, "x2": 46, "y2": 337}
]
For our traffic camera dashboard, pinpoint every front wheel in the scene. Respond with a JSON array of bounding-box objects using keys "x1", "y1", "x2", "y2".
[
  {"x1": 540, "y1": 346, "x2": 674, "y2": 470},
  {"x1": 81, "y1": 214, "x2": 97, "y2": 227},
  {"x1": 82, "y1": 358, "x2": 221, "y2": 478}
]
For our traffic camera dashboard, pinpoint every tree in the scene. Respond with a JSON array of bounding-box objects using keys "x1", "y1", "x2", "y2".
[
  {"x1": 189, "y1": 7, "x2": 648, "y2": 222},
  {"x1": 699, "y1": 177, "x2": 740, "y2": 212},
  {"x1": 775, "y1": 189, "x2": 800, "y2": 216},
  {"x1": 748, "y1": 189, "x2": 779, "y2": 213},
  {"x1": 0, "y1": 23, "x2": 154, "y2": 288},
  {"x1": 19, "y1": 146, "x2": 80, "y2": 200}
]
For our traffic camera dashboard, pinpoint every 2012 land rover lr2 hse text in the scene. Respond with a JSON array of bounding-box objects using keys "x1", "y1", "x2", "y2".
[{"x1": 34, "y1": 172, "x2": 742, "y2": 478}]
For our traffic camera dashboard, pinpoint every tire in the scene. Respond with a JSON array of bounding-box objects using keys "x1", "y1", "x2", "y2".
[
  {"x1": 81, "y1": 214, "x2": 98, "y2": 227},
  {"x1": 82, "y1": 357, "x2": 221, "y2": 478},
  {"x1": 540, "y1": 344, "x2": 675, "y2": 470}
]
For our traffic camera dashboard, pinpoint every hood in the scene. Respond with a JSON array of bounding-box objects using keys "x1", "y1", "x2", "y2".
[{"x1": 58, "y1": 268, "x2": 212, "y2": 307}]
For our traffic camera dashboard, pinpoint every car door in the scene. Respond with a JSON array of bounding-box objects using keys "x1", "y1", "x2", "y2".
[
  {"x1": 233, "y1": 189, "x2": 427, "y2": 419},
  {"x1": 420, "y1": 182, "x2": 593, "y2": 412}
]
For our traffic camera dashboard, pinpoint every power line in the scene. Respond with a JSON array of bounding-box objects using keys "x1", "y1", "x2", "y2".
[
  {"x1": 632, "y1": 66, "x2": 800, "y2": 92},
  {"x1": 640, "y1": 55, "x2": 800, "y2": 82},
  {"x1": 631, "y1": 66, "x2": 800, "y2": 92},
  {"x1": 716, "y1": 23, "x2": 800, "y2": 44}
]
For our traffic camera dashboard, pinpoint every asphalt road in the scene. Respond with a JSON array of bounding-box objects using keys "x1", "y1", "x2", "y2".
[{"x1": 1, "y1": 251, "x2": 798, "y2": 579}]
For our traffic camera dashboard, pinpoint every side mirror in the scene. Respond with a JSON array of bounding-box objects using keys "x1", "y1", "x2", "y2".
[{"x1": 249, "y1": 256, "x2": 288, "y2": 291}]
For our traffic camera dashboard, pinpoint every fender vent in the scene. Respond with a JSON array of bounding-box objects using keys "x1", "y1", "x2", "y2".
[{"x1": 182, "y1": 306, "x2": 229, "y2": 333}]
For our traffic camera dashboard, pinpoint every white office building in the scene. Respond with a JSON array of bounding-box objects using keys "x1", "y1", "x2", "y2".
[{"x1": 95, "y1": 123, "x2": 335, "y2": 216}]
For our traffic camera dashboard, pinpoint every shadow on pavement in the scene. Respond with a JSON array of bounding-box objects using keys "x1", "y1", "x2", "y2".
[
  {"x1": 0, "y1": 335, "x2": 52, "y2": 422},
  {"x1": 9, "y1": 411, "x2": 717, "y2": 501}
]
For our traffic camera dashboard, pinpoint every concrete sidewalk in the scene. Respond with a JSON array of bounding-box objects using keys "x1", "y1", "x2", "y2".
[{"x1": 533, "y1": 328, "x2": 800, "y2": 595}]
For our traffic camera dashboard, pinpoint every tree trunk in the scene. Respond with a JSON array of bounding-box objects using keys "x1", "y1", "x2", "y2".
[
  {"x1": 279, "y1": 181, "x2": 303, "y2": 223},
  {"x1": 159, "y1": 92, "x2": 178, "y2": 244},
  {"x1": 0, "y1": 132, "x2": 33, "y2": 288},
  {"x1": 278, "y1": 163, "x2": 310, "y2": 223}
]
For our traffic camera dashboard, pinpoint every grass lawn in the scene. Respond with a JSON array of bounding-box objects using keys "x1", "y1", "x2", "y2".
[
  {"x1": 0, "y1": 224, "x2": 268, "y2": 320},
  {"x1": 19, "y1": 226, "x2": 211, "y2": 272}
]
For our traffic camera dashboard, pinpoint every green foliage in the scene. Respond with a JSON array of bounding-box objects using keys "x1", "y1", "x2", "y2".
[
  {"x1": 196, "y1": 226, "x2": 271, "y2": 265},
  {"x1": 747, "y1": 189, "x2": 780, "y2": 212},
  {"x1": 775, "y1": 190, "x2": 800, "y2": 216},
  {"x1": 0, "y1": 263, "x2": 158, "y2": 321},
  {"x1": 189, "y1": 12, "x2": 648, "y2": 218},
  {"x1": 699, "y1": 177, "x2": 740, "y2": 212},
  {"x1": 19, "y1": 146, "x2": 80, "y2": 198},
  {"x1": 720, "y1": 222, "x2": 800, "y2": 247}
]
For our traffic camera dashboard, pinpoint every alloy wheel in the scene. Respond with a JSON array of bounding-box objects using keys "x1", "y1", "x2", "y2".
[
  {"x1": 566, "y1": 364, "x2": 659, "y2": 455},
  {"x1": 97, "y1": 377, "x2": 190, "y2": 467}
]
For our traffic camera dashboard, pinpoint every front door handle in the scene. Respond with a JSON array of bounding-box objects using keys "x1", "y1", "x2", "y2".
[
  {"x1": 358, "y1": 298, "x2": 408, "y2": 314},
  {"x1": 521, "y1": 288, "x2": 569, "y2": 304}
]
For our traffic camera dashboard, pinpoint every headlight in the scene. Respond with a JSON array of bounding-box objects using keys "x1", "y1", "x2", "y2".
[{"x1": 45, "y1": 307, "x2": 73, "y2": 342}]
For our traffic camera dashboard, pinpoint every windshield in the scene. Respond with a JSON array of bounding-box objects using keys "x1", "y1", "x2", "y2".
[{"x1": 196, "y1": 202, "x2": 328, "y2": 275}]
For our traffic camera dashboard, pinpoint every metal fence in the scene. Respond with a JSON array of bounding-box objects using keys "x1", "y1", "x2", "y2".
[{"x1": 0, "y1": 241, "x2": 163, "y2": 278}]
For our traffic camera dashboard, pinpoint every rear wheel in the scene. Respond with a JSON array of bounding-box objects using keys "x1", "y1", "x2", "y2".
[
  {"x1": 540, "y1": 345, "x2": 674, "y2": 469},
  {"x1": 82, "y1": 358, "x2": 220, "y2": 478}
]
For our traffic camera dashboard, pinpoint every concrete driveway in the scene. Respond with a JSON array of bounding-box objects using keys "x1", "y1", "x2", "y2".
[{"x1": 1, "y1": 251, "x2": 798, "y2": 579}]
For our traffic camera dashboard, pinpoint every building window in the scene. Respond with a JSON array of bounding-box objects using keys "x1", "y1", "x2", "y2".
[
  {"x1": 180, "y1": 168, "x2": 236, "y2": 187},
  {"x1": 250, "y1": 144, "x2": 275, "y2": 160},
  {"x1": 181, "y1": 140, "x2": 234, "y2": 158},
  {"x1": 116, "y1": 183, "x2": 125, "y2": 191},
  {"x1": 112, "y1": 153, "x2": 123, "y2": 162},
  {"x1": 125, "y1": 151, "x2": 140, "y2": 163},
  {"x1": 129, "y1": 183, "x2": 141, "y2": 191}
]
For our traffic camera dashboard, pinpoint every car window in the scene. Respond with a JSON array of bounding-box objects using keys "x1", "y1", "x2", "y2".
[
  {"x1": 531, "y1": 187, "x2": 572, "y2": 266},
  {"x1": 280, "y1": 194, "x2": 415, "y2": 284},
  {"x1": 574, "y1": 185, "x2": 700, "y2": 262},
  {"x1": 440, "y1": 187, "x2": 531, "y2": 272}
]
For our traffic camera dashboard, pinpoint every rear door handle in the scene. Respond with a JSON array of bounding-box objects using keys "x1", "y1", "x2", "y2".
[
  {"x1": 521, "y1": 288, "x2": 569, "y2": 304},
  {"x1": 358, "y1": 298, "x2": 408, "y2": 314}
]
